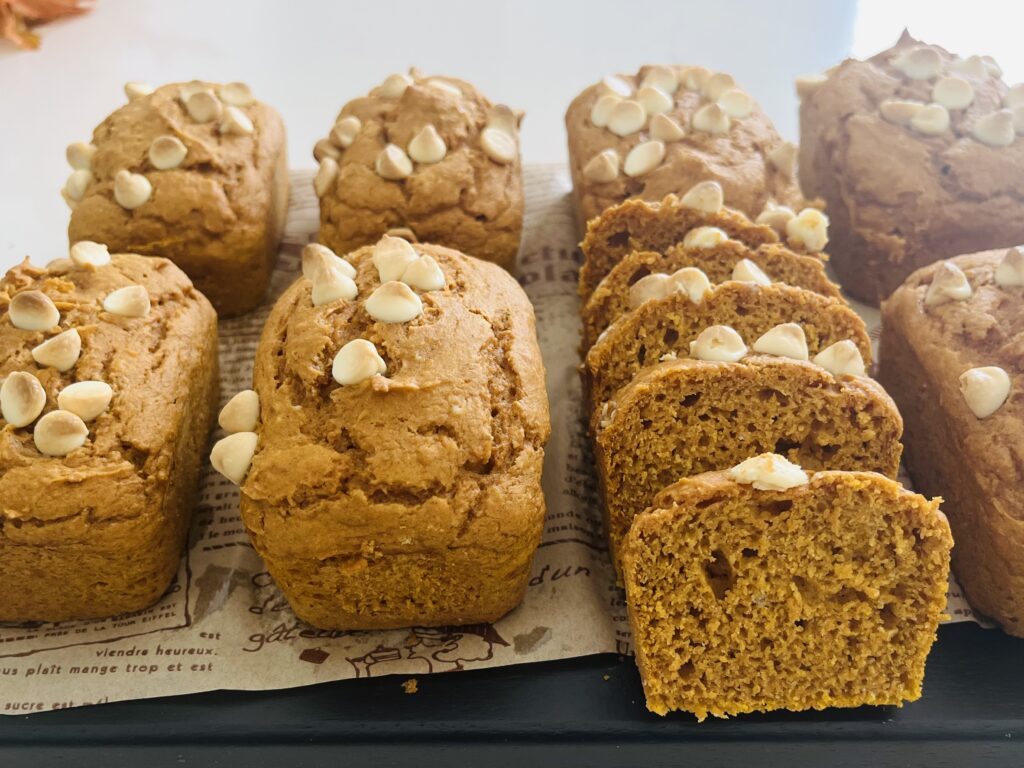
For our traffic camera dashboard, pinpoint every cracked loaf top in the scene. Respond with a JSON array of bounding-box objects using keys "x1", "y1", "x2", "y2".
[
  {"x1": 565, "y1": 64, "x2": 806, "y2": 230},
  {"x1": 313, "y1": 70, "x2": 524, "y2": 272},
  {"x1": 240, "y1": 240, "x2": 550, "y2": 560},
  {"x1": 798, "y1": 31, "x2": 1024, "y2": 303},
  {"x1": 0, "y1": 249, "x2": 216, "y2": 538}
]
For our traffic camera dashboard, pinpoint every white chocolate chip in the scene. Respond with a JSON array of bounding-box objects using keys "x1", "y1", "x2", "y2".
[
  {"x1": 639, "y1": 65, "x2": 678, "y2": 96},
  {"x1": 752, "y1": 323, "x2": 809, "y2": 361},
  {"x1": 767, "y1": 142, "x2": 797, "y2": 177},
  {"x1": 177, "y1": 82, "x2": 205, "y2": 103},
  {"x1": 718, "y1": 88, "x2": 754, "y2": 118},
  {"x1": 995, "y1": 247, "x2": 1024, "y2": 287},
  {"x1": 113, "y1": 169, "x2": 152, "y2": 210},
  {"x1": 63, "y1": 169, "x2": 92, "y2": 203},
  {"x1": 795, "y1": 74, "x2": 828, "y2": 99},
  {"x1": 649, "y1": 113, "x2": 685, "y2": 142},
  {"x1": 301, "y1": 242, "x2": 356, "y2": 281},
  {"x1": 1012, "y1": 106, "x2": 1024, "y2": 136},
  {"x1": 400, "y1": 255, "x2": 446, "y2": 292},
  {"x1": 185, "y1": 90, "x2": 223, "y2": 123},
  {"x1": 925, "y1": 262, "x2": 972, "y2": 306},
  {"x1": 732, "y1": 258, "x2": 771, "y2": 285},
  {"x1": 909, "y1": 103, "x2": 950, "y2": 136},
  {"x1": 1007, "y1": 84, "x2": 1024, "y2": 110},
  {"x1": 9, "y1": 290, "x2": 60, "y2": 331},
  {"x1": 683, "y1": 226, "x2": 729, "y2": 249},
  {"x1": 486, "y1": 105, "x2": 519, "y2": 135},
  {"x1": 332, "y1": 339, "x2": 387, "y2": 385},
  {"x1": 426, "y1": 79, "x2": 462, "y2": 97},
  {"x1": 607, "y1": 100, "x2": 646, "y2": 137},
  {"x1": 32, "y1": 328, "x2": 82, "y2": 372},
  {"x1": 33, "y1": 410, "x2": 89, "y2": 457},
  {"x1": 756, "y1": 202, "x2": 796, "y2": 234},
  {"x1": 376, "y1": 144, "x2": 414, "y2": 179},
  {"x1": 373, "y1": 235, "x2": 418, "y2": 282},
  {"x1": 66, "y1": 142, "x2": 97, "y2": 171},
  {"x1": 932, "y1": 77, "x2": 974, "y2": 110},
  {"x1": 728, "y1": 453, "x2": 808, "y2": 491},
  {"x1": 583, "y1": 149, "x2": 620, "y2": 183},
  {"x1": 892, "y1": 46, "x2": 942, "y2": 80},
  {"x1": 637, "y1": 86, "x2": 673, "y2": 117},
  {"x1": 124, "y1": 81, "x2": 154, "y2": 101},
  {"x1": 786, "y1": 208, "x2": 829, "y2": 252},
  {"x1": 682, "y1": 66, "x2": 712, "y2": 92},
  {"x1": 692, "y1": 103, "x2": 730, "y2": 135},
  {"x1": 628, "y1": 273, "x2": 671, "y2": 309},
  {"x1": 312, "y1": 263, "x2": 358, "y2": 306},
  {"x1": 331, "y1": 116, "x2": 362, "y2": 148},
  {"x1": 949, "y1": 56, "x2": 987, "y2": 79},
  {"x1": 314, "y1": 139, "x2": 341, "y2": 163},
  {"x1": 102, "y1": 285, "x2": 151, "y2": 318},
  {"x1": 408, "y1": 124, "x2": 447, "y2": 165},
  {"x1": 668, "y1": 267, "x2": 712, "y2": 304},
  {"x1": 70, "y1": 241, "x2": 110, "y2": 270},
  {"x1": 680, "y1": 180, "x2": 723, "y2": 213},
  {"x1": 623, "y1": 140, "x2": 665, "y2": 178},
  {"x1": 148, "y1": 135, "x2": 188, "y2": 170},
  {"x1": 880, "y1": 99, "x2": 924, "y2": 126},
  {"x1": 219, "y1": 389, "x2": 260, "y2": 433},
  {"x1": 590, "y1": 94, "x2": 621, "y2": 128},
  {"x1": 972, "y1": 110, "x2": 1016, "y2": 147},
  {"x1": 601, "y1": 75, "x2": 633, "y2": 98},
  {"x1": 220, "y1": 105, "x2": 254, "y2": 135},
  {"x1": 379, "y1": 72, "x2": 413, "y2": 98},
  {"x1": 813, "y1": 340, "x2": 866, "y2": 378},
  {"x1": 0, "y1": 371, "x2": 46, "y2": 427},
  {"x1": 365, "y1": 281, "x2": 423, "y2": 323},
  {"x1": 959, "y1": 366, "x2": 1011, "y2": 419},
  {"x1": 689, "y1": 325, "x2": 747, "y2": 362},
  {"x1": 702, "y1": 72, "x2": 736, "y2": 101},
  {"x1": 57, "y1": 381, "x2": 113, "y2": 422},
  {"x1": 982, "y1": 55, "x2": 1002, "y2": 78},
  {"x1": 210, "y1": 431, "x2": 258, "y2": 485},
  {"x1": 218, "y1": 82, "x2": 254, "y2": 107},
  {"x1": 314, "y1": 157, "x2": 339, "y2": 197}
]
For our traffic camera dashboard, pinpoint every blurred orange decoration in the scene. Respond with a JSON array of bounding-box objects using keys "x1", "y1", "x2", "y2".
[{"x1": 1, "y1": 0, "x2": 91, "y2": 50}]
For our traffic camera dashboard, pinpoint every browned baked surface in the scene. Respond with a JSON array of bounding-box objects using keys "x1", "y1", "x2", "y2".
[
  {"x1": 241, "y1": 243, "x2": 550, "y2": 629},
  {"x1": 879, "y1": 249, "x2": 1023, "y2": 635},
  {"x1": 799, "y1": 32, "x2": 1024, "y2": 305},
  {"x1": 0, "y1": 253, "x2": 218, "y2": 621},
  {"x1": 622, "y1": 469, "x2": 952, "y2": 719},
  {"x1": 584, "y1": 282, "x2": 872, "y2": 415},
  {"x1": 315, "y1": 71, "x2": 523, "y2": 272},
  {"x1": 581, "y1": 241, "x2": 843, "y2": 350},
  {"x1": 565, "y1": 65, "x2": 805, "y2": 232},
  {"x1": 67, "y1": 81, "x2": 288, "y2": 317},
  {"x1": 594, "y1": 357, "x2": 903, "y2": 573}
]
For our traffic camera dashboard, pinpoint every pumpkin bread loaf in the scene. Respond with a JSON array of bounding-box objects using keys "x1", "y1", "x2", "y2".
[
  {"x1": 313, "y1": 70, "x2": 523, "y2": 272},
  {"x1": 880, "y1": 247, "x2": 1023, "y2": 636},
  {"x1": 595, "y1": 356, "x2": 903, "y2": 573},
  {"x1": 214, "y1": 239, "x2": 550, "y2": 629},
  {"x1": 66, "y1": 81, "x2": 288, "y2": 316},
  {"x1": 621, "y1": 456, "x2": 952, "y2": 719},
  {"x1": 0, "y1": 249, "x2": 218, "y2": 621}
]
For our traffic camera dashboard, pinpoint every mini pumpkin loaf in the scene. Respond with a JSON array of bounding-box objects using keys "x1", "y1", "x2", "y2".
[
  {"x1": 584, "y1": 282, "x2": 872, "y2": 415},
  {"x1": 595, "y1": 354, "x2": 902, "y2": 573},
  {"x1": 581, "y1": 238, "x2": 843, "y2": 350},
  {"x1": 565, "y1": 65, "x2": 806, "y2": 233},
  {"x1": 313, "y1": 70, "x2": 523, "y2": 272},
  {"x1": 578, "y1": 181, "x2": 829, "y2": 300},
  {"x1": 880, "y1": 247, "x2": 1023, "y2": 636},
  {"x1": 621, "y1": 455, "x2": 952, "y2": 719},
  {"x1": 65, "y1": 81, "x2": 288, "y2": 317},
  {"x1": 213, "y1": 238, "x2": 550, "y2": 629},
  {"x1": 0, "y1": 247, "x2": 218, "y2": 621},
  {"x1": 799, "y1": 31, "x2": 1024, "y2": 305}
]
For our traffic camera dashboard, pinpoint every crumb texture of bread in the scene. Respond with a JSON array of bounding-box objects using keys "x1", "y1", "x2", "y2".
[
  {"x1": 0, "y1": 253, "x2": 218, "y2": 621},
  {"x1": 799, "y1": 33, "x2": 1024, "y2": 304},
  {"x1": 622, "y1": 470, "x2": 952, "y2": 719},
  {"x1": 315, "y1": 72, "x2": 523, "y2": 271},
  {"x1": 880, "y1": 249, "x2": 1024, "y2": 635},
  {"x1": 241, "y1": 243, "x2": 550, "y2": 629},
  {"x1": 67, "y1": 81, "x2": 288, "y2": 316}
]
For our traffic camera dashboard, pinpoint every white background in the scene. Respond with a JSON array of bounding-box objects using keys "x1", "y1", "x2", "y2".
[{"x1": 1, "y1": 0, "x2": 1021, "y2": 269}]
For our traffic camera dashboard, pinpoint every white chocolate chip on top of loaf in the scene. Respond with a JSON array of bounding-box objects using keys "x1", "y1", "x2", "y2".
[
  {"x1": 756, "y1": 202, "x2": 796, "y2": 234},
  {"x1": 752, "y1": 323, "x2": 809, "y2": 361},
  {"x1": 768, "y1": 142, "x2": 797, "y2": 177},
  {"x1": 66, "y1": 142, "x2": 97, "y2": 171},
  {"x1": 689, "y1": 325, "x2": 747, "y2": 362},
  {"x1": 813, "y1": 340, "x2": 866, "y2": 378},
  {"x1": 332, "y1": 339, "x2": 387, "y2": 386},
  {"x1": 185, "y1": 90, "x2": 223, "y2": 123},
  {"x1": 486, "y1": 105, "x2": 519, "y2": 135},
  {"x1": 925, "y1": 262, "x2": 972, "y2": 306},
  {"x1": 1006, "y1": 84, "x2": 1024, "y2": 110},
  {"x1": 670, "y1": 267, "x2": 712, "y2": 304},
  {"x1": 1, "y1": 371, "x2": 46, "y2": 428},
  {"x1": 365, "y1": 281, "x2": 423, "y2": 323},
  {"x1": 401, "y1": 255, "x2": 446, "y2": 292},
  {"x1": 34, "y1": 410, "x2": 89, "y2": 457},
  {"x1": 680, "y1": 180, "x2": 724, "y2": 213},
  {"x1": 692, "y1": 103, "x2": 730, "y2": 134},
  {"x1": 62, "y1": 169, "x2": 92, "y2": 205},
  {"x1": 909, "y1": 103, "x2": 950, "y2": 135},
  {"x1": 590, "y1": 94, "x2": 621, "y2": 128},
  {"x1": 682, "y1": 66, "x2": 712, "y2": 92},
  {"x1": 996, "y1": 247, "x2": 1024, "y2": 286},
  {"x1": 649, "y1": 113, "x2": 685, "y2": 142},
  {"x1": 932, "y1": 77, "x2": 974, "y2": 110},
  {"x1": 302, "y1": 243, "x2": 356, "y2": 281},
  {"x1": 786, "y1": 208, "x2": 829, "y2": 252},
  {"x1": 312, "y1": 262, "x2": 358, "y2": 306},
  {"x1": 728, "y1": 453, "x2": 809, "y2": 491},
  {"x1": 959, "y1": 366, "x2": 1011, "y2": 419},
  {"x1": 331, "y1": 116, "x2": 362, "y2": 148},
  {"x1": 732, "y1": 258, "x2": 771, "y2": 285},
  {"x1": 683, "y1": 226, "x2": 729, "y2": 249},
  {"x1": 219, "y1": 389, "x2": 260, "y2": 433},
  {"x1": 637, "y1": 86, "x2": 673, "y2": 117},
  {"x1": 379, "y1": 72, "x2": 413, "y2": 98},
  {"x1": 373, "y1": 235, "x2": 418, "y2": 282},
  {"x1": 949, "y1": 56, "x2": 987, "y2": 78},
  {"x1": 218, "y1": 82, "x2": 254, "y2": 107},
  {"x1": 313, "y1": 139, "x2": 340, "y2": 163},
  {"x1": 113, "y1": 170, "x2": 152, "y2": 209},
  {"x1": 607, "y1": 100, "x2": 646, "y2": 137},
  {"x1": 702, "y1": 72, "x2": 736, "y2": 101},
  {"x1": 149, "y1": 135, "x2": 188, "y2": 170},
  {"x1": 601, "y1": 75, "x2": 633, "y2": 98},
  {"x1": 639, "y1": 65, "x2": 678, "y2": 96},
  {"x1": 583, "y1": 149, "x2": 620, "y2": 182},
  {"x1": 481, "y1": 127, "x2": 517, "y2": 164},
  {"x1": 32, "y1": 328, "x2": 82, "y2": 372},
  {"x1": 628, "y1": 273, "x2": 672, "y2": 309},
  {"x1": 623, "y1": 140, "x2": 665, "y2": 177},
  {"x1": 103, "y1": 285, "x2": 151, "y2": 318},
  {"x1": 58, "y1": 380, "x2": 113, "y2": 422},
  {"x1": 124, "y1": 81, "x2": 154, "y2": 101},
  {"x1": 892, "y1": 46, "x2": 942, "y2": 80},
  {"x1": 211, "y1": 431, "x2": 258, "y2": 485},
  {"x1": 376, "y1": 144, "x2": 414, "y2": 180},
  {"x1": 880, "y1": 99, "x2": 924, "y2": 127},
  {"x1": 314, "y1": 157, "x2": 339, "y2": 197},
  {"x1": 972, "y1": 110, "x2": 1016, "y2": 147},
  {"x1": 408, "y1": 124, "x2": 447, "y2": 165},
  {"x1": 9, "y1": 290, "x2": 60, "y2": 330},
  {"x1": 718, "y1": 89, "x2": 754, "y2": 119},
  {"x1": 220, "y1": 106, "x2": 254, "y2": 136},
  {"x1": 795, "y1": 74, "x2": 828, "y2": 99}
]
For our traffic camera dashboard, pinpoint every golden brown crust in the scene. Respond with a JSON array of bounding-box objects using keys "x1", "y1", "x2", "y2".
[
  {"x1": 799, "y1": 33, "x2": 1024, "y2": 305},
  {"x1": 241, "y1": 243, "x2": 550, "y2": 629},
  {"x1": 879, "y1": 248, "x2": 1024, "y2": 635},
  {"x1": 316, "y1": 72, "x2": 523, "y2": 271},
  {"x1": 622, "y1": 469, "x2": 952, "y2": 719},
  {"x1": 0, "y1": 253, "x2": 218, "y2": 621},
  {"x1": 67, "y1": 81, "x2": 288, "y2": 317}
]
